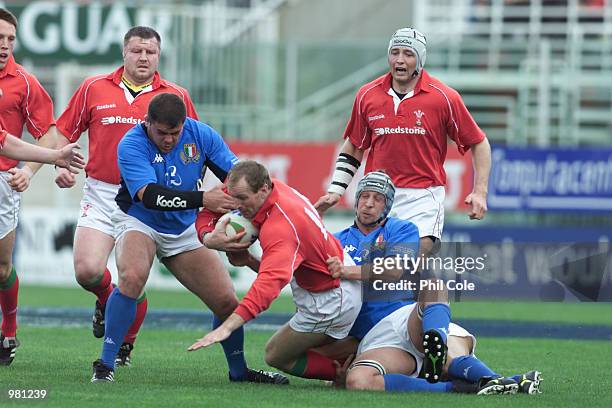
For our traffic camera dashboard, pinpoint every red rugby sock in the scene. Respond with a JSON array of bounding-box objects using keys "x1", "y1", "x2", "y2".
[{"x1": 0, "y1": 267, "x2": 19, "y2": 337}]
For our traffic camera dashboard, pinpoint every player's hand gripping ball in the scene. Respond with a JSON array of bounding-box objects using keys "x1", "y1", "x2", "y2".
[{"x1": 218, "y1": 210, "x2": 259, "y2": 245}]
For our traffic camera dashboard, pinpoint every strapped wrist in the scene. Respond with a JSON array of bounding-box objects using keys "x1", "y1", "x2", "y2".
[{"x1": 328, "y1": 153, "x2": 361, "y2": 195}]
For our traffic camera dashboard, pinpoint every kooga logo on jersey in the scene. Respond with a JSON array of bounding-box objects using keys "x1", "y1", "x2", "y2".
[
  {"x1": 375, "y1": 126, "x2": 426, "y2": 136},
  {"x1": 101, "y1": 116, "x2": 143, "y2": 126},
  {"x1": 156, "y1": 196, "x2": 187, "y2": 208}
]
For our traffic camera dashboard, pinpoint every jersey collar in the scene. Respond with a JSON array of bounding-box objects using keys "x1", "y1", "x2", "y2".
[
  {"x1": 110, "y1": 66, "x2": 163, "y2": 89},
  {"x1": 382, "y1": 69, "x2": 433, "y2": 95},
  {"x1": 0, "y1": 56, "x2": 18, "y2": 78}
]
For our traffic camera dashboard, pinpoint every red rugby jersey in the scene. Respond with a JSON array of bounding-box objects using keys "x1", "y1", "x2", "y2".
[
  {"x1": 56, "y1": 66, "x2": 199, "y2": 184},
  {"x1": 344, "y1": 70, "x2": 485, "y2": 188},
  {"x1": 196, "y1": 179, "x2": 343, "y2": 322},
  {"x1": 0, "y1": 56, "x2": 55, "y2": 171}
]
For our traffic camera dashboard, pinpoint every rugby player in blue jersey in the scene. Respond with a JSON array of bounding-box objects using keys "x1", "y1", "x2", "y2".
[
  {"x1": 90, "y1": 93, "x2": 287, "y2": 386},
  {"x1": 326, "y1": 171, "x2": 542, "y2": 395}
]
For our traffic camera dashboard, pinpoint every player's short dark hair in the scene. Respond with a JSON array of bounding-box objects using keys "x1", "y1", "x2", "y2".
[
  {"x1": 0, "y1": 8, "x2": 18, "y2": 29},
  {"x1": 123, "y1": 26, "x2": 161, "y2": 47},
  {"x1": 228, "y1": 161, "x2": 272, "y2": 193},
  {"x1": 147, "y1": 93, "x2": 186, "y2": 128}
]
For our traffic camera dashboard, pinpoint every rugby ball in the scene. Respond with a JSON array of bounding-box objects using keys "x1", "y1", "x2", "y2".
[{"x1": 218, "y1": 210, "x2": 259, "y2": 245}]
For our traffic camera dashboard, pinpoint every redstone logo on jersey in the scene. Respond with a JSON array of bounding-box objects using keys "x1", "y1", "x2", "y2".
[
  {"x1": 374, "y1": 126, "x2": 426, "y2": 136},
  {"x1": 100, "y1": 116, "x2": 143, "y2": 126}
]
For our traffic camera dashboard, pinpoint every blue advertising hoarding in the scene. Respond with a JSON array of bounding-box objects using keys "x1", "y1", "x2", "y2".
[{"x1": 488, "y1": 146, "x2": 612, "y2": 212}]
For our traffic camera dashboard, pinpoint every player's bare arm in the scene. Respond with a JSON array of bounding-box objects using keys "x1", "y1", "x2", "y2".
[
  {"x1": 202, "y1": 185, "x2": 238, "y2": 213},
  {"x1": 54, "y1": 132, "x2": 78, "y2": 189},
  {"x1": 327, "y1": 256, "x2": 405, "y2": 281},
  {"x1": 188, "y1": 313, "x2": 246, "y2": 351},
  {"x1": 8, "y1": 127, "x2": 66, "y2": 192},
  {"x1": 465, "y1": 138, "x2": 491, "y2": 220},
  {"x1": 314, "y1": 139, "x2": 365, "y2": 215},
  {"x1": 2, "y1": 132, "x2": 85, "y2": 188},
  {"x1": 326, "y1": 256, "x2": 362, "y2": 279},
  {"x1": 227, "y1": 250, "x2": 261, "y2": 273}
]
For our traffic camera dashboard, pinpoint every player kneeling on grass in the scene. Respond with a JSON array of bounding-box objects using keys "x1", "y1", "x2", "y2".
[
  {"x1": 90, "y1": 94, "x2": 287, "y2": 385},
  {"x1": 325, "y1": 171, "x2": 542, "y2": 395},
  {"x1": 191, "y1": 160, "x2": 363, "y2": 382}
]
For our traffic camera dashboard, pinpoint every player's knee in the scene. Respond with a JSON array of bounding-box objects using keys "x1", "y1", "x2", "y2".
[
  {"x1": 0, "y1": 262, "x2": 12, "y2": 282},
  {"x1": 117, "y1": 270, "x2": 147, "y2": 298},
  {"x1": 346, "y1": 369, "x2": 377, "y2": 391},
  {"x1": 263, "y1": 340, "x2": 288, "y2": 370},
  {"x1": 263, "y1": 341, "x2": 280, "y2": 367},
  {"x1": 73, "y1": 257, "x2": 105, "y2": 283}
]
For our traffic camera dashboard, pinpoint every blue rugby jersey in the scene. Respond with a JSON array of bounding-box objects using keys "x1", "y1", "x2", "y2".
[
  {"x1": 335, "y1": 217, "x2": 420, "y2": 340},
  {"x1": 116, "y1": 117, "x2": 238, "y2": 234}
]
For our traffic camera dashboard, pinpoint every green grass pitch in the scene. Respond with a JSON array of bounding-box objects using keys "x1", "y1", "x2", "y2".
[{"x1": 1, "y1": 285, "x2": 611, "y2": 407}]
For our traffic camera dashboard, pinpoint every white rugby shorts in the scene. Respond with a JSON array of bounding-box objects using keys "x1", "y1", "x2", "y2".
[
  {"x1": 112, "y1": 209, "x2": 203, "y2": 259},
  {"x1": 77, "y1": 177, "x2": 120, "y2": 237},
  {"x1": 390, "y1": 186, "x2": 445, "y2": 239},
  {"x1": 357, "y1": 303, "x2": 476, "y2": 377},
  {"x1": 0, "y1": 171, "x2": 20, "y2": 239},
  {"x1": 289, "y1": 252, "x2": 362, "y2": 339}
]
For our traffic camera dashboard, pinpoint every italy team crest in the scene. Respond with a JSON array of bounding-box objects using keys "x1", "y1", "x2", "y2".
[
  {"x1": 374, "y1": 233, "x2": 385, "y2": 250},
  {"x1": 180, "y1": 143, "x2": 201, "y2": 164}
]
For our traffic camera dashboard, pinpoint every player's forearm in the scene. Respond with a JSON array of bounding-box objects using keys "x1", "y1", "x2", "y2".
[
  {"x1": 340, "y1": 138, "x2": 366, "y2": 161},
  {"x1": 1, "y1": 133, "x2": 60, "y2": 164},
  {"x1": 471, "y1": 138, "x2": 491, "y2": 195},
  {"x1": 352, "y1": 263, "x2": 405, "y2": 281},
  {"x1": 219, "y1": 313, "x2": 246, "y2": 333},
  {"x1": 245, "y1": 254, "x2": 261, "y2": 273},
  {"x1": 342, "y1": 265, "x2": 364, "y2": 280},
  {"x1": 328, "y1": 140, "x2": 365, "y2": 196},
  {"x1": 139, "y1": 184, "x2": 204, "y2": 211},
  {"x1": 24, "y1": 126, "x2": 61, "y2": 175}
]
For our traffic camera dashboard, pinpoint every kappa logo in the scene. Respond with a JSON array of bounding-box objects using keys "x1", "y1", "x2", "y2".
[
  {"x1": 344, "y1": 244, "x2": 357, "y2": 253},
  {"x1": 100, "y1": 116, "x2": 143, "y2": 126},
  {"x1": 104, "y1": 337, "x2": 115, "y2": 345},
  {"x1": 374, "y1": 126, "x2": 426, "y2": 136},
  {"x1": 152, "y1": 154, "x2": 164, "y2": 164}
]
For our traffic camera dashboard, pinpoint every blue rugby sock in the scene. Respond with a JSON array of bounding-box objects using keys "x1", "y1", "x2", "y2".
[
  {"x1": 511, "y1": 374, "x2": 522, "y2": 383},
  {"x1": 100, "y1": 288, "x2": 137, "y2": 370},
  {"x1": 448, "y1": 355, "x2": 499, "y2": 383},
  {"x1": 384, "y1": 374, "x2": 453, "y2": 393},
  {"x1": 213, "y1": 315, "x2": 247, "y2": 379},
  {"x1": 422, "y1": 303, "x2": 451, "y2": 344}
]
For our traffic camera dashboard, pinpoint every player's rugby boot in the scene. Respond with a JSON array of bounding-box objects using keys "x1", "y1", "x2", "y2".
[
  {"x1": 517, "y1": 370, "x2": 543, "y2": 394},
  {"x1": 230, "y1": 368, "x2": 290, "y2": 385},
  {"x1": 92, "y1": 300, "x2": 105, "y2": 338},
  {"x1": 0, "y1": 335, "x2": 20, "y2": 366},
  {"x1": 115, "y1": 342, "x2": 133, "y2": 367},
  {"x1": 422, "y1": 329, "x2": 447, "y2": 383},
  {"x1": 91, "y1": 359, "x2": 115, "y2": 383},
  {"x1": 476, "y1": 376, "x2": 519, "y2": 395}
]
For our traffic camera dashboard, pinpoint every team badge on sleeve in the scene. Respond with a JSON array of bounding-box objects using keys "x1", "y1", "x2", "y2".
[{"x1": 180, "y1": 143, "x2": 201, "y2": 164}]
